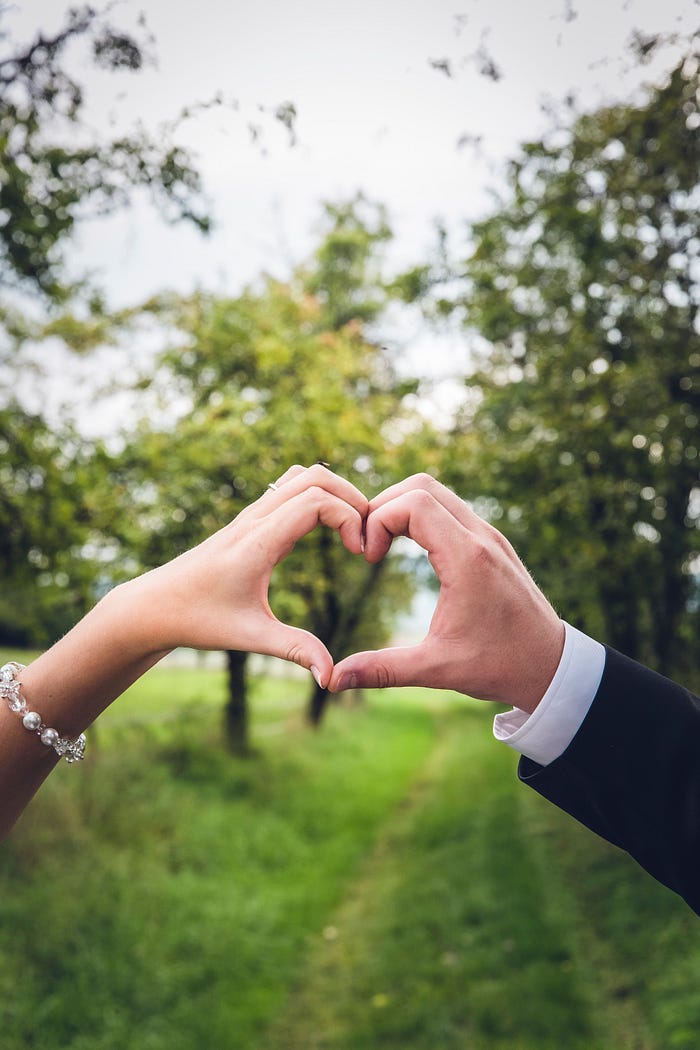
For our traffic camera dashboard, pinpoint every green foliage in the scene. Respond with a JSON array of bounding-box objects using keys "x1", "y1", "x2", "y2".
[
  {"x1": 444, "y1": 43, "x2": 700, "y2": 675},
  {"x1": 0, "y1": 404, "x2": 103, "y2": 644},
  {"x1": 303, "y1": 195, "x2": 392, "y2": 328}
]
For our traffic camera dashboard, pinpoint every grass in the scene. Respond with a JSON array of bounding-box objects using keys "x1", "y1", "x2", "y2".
[
  {"x1": 1, "y1": 656, "x2": 698, "y2": 1048},
  {"x1": 263, "y1": 722, "x2": 599, "y2": 1050}
]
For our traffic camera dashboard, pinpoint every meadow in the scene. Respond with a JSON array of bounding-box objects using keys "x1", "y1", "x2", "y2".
[{"x1": 1, "y1": 657, "x2": 698, "y2": 1049}]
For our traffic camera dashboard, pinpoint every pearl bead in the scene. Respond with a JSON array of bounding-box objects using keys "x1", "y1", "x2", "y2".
[
  {"x1": 40, "y1": 727, "x2": 59, "y2": 747},
  {"x1": 23, "y1": 711, "x2": 42, "y2": 731}
]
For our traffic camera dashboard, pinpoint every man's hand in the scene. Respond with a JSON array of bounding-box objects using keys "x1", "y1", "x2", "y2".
[{"x1": 330, "y1": 475, "x2": 564, "y2": 713}]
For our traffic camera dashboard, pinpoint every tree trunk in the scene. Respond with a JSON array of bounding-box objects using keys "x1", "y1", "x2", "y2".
[
  {"x1": 305, "y1": 529, "x2": 341, "y2": 727},
  {"x1": 654, "y1": 567, "x2": 685, "y2": 677},
  {"x1": 224, "y1": 649, "x2": 250, "y2": 754},
  {"x1": 587, "y1": 492, "x2": 641, "y2": 661},
  {"x1": 652, "y1": 485, "x2": 691, "y2": 677},
  {"x1": 600, "y1": 578, "x2": 640, "y2": 660},
  {"x1": 306, "y1": 558, "x2": 388, "y2": 726},
  {"x1": 308, "y1": 680, "x2": 328, "y2": 727}
]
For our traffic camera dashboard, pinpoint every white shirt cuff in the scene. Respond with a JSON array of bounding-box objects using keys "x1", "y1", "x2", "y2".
[{"x1": 492, "y1": 621, "x2": 606, "y2": 767}]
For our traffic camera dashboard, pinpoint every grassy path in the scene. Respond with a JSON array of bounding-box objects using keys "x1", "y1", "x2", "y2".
[
  {"x1": 262, "y1": 703, "x2": 697, "y2": 1050},
  {"x1": 2, "y1": 662, "x2": 699, "y2": 1049}
]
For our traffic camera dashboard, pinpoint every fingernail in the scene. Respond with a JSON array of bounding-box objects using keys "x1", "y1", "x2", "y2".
[
  {"x1": 338, "y1": 672, "x2": 358, "y2": 691},
  {"x1": 311, "y1": 665, "x2": 324, "y2": 688}
]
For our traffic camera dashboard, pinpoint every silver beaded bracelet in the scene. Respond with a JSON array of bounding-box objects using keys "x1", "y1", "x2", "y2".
[{"x1": 0, "y1": 661, "x2": 86, "y2": 763}]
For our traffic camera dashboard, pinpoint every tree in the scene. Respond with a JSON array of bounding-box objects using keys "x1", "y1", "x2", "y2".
[
  {"x1": 0, "y1": 3, "x2": 210, "y2": 305},
  {"x1": 0, "y1": 403, "x2": 103, "y2": 645},
  {"x1": 443, "y1": 40, "x2": 700, "y2": 678},
  {"x1": 108, "y1": 200, "x2": 438, "y2": 749},
  {"x1": 0, "y1": 3, "x2": 218, "y2": 646},
  {"x1": 0, "y1": 1, "x2": 235, "y2": 663}
]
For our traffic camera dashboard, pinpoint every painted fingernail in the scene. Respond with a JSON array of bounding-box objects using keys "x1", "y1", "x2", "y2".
[{"x1": 311, "y1": 665, "x2": 324, "y2": 688}]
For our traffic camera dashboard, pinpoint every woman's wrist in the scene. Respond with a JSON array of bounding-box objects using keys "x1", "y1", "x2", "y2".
[
  {"x1": 106, "y1": 574, "x2": 177, "y2": 660},
  {"x1": 17, "y1": 581, "x2": 171, "y2": 739}
]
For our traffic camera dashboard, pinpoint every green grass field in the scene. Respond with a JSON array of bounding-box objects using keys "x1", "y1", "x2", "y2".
[{"x1": 1, "y1": 659, "x2": 698, "y2": 1049}]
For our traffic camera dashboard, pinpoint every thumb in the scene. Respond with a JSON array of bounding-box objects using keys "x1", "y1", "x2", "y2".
[
  {"x1": 255, "y1": 618, "x2": 335, "y2": 690},
  {"x1": 329, "y1": 645, "x2": 425, "y2": 692}
]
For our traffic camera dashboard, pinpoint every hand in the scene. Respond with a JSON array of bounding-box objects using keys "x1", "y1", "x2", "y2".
[
  {"x1": 0, "y1": 464, "x2": 368, "y2": 837},
  {"x1": 120, "y1": 464, "x2": 369, "y2": 688},
  {"x1": 329, "y1": 474, "x2": 565, "y2": 712}
]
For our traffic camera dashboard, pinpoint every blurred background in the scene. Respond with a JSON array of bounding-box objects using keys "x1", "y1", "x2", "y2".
[{"x1": 1, "y1": 1, "x2": 699, "y2": 1047}]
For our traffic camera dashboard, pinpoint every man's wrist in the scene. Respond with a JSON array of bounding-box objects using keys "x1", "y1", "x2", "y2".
[
  {"x1": 515, "y1": 616, "x2": 566, "y2": 714},
  {"x1": 493, "y1": 622, "x2": 606, "y2": 766}
]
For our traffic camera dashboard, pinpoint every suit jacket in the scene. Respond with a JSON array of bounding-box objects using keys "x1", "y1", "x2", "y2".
[{"x1": 519, "y1": 645, "x2": 700, "y2": 915}]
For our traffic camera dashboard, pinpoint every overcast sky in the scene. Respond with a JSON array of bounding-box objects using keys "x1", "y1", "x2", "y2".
[
  {"x1": 8, "y1": 0, "x2": 699, "y2": 304},
  {"x1": 5, "y1": 0, "x2": 698, "y2": 436}
]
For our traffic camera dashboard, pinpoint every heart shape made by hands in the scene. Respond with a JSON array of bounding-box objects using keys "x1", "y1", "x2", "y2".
[
  {"x1": 247, "y1": 468, "x2": 563, "y2": 709},
  {"x1": 277, "y1": 473, "x2": 563, "y2": 709}
]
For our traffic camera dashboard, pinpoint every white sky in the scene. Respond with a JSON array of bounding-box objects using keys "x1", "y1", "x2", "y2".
[
  {"x1": 4, "y1": 0, "x2": 698, "y2": 432},
  {"x1": 8, "y1": 0, "x2": 699, "y2": 304}
]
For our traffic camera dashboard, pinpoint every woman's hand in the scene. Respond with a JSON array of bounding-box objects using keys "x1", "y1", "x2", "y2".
[
  {"x1": 0, "y1": 464, "x2": 367, "y2": 835},
  {"x1": 119, "y1": 463, "x2": 369, "y2": 687}
]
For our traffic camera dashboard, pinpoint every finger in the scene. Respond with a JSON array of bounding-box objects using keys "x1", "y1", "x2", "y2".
[
  {"x1": 237, "y1": 466, "x2": 318, "y2": 528},
  {"x1": 271, "y1": 461, "x2": 333, "y2": 490},
  {"x1": 247, "y1": 616, "x2": 335, "y2": 688},
  {"x1": 234, "y1": 465, "x2": 305, "y2": 526},
  {"x1": 254, "y1": 464, "x2": 368, "y2": 524},
  {"x1": 280, "y1": 464, "x2": 368, "y2": 518},
  {"x1": 369, "y1": 474, "x2": 489, "y2": 536},
  {"x1": 329, "y1": 645, "x2": 429, "y2": 692},
  {"x1": 270, "y1": 463, "x2": 307, "y2": 488},
  {"x1": 261, "y1": 486, "x2": 366, "y2": 557},
  {"x1": 363, "y1": 489, "x2": 468, "y2": 565}
]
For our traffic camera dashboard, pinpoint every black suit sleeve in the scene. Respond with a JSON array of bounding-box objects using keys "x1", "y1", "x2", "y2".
[{"x1": 518, "y1": 646, "x2": 700, "y2": 915}]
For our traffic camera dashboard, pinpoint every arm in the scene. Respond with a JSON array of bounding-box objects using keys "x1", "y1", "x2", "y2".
[
  {"x1": 0, "y1": 464, "x2": 368, "y2": 838},
  {"x1": 519, "y1": 646, "x2": 700, "y2": 915},
  {"x1": 330, "y1": 474, "x2": 700, "y2": 914}
]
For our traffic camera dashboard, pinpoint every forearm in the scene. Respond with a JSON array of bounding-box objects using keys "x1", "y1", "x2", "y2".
[
  {"x1": 0, "y1": 579, "x2": 170, "y2": 838},
  {"x1": 0, "y1": 466, "x2": 371, "y2": 838},
  {"x1": 518, "y1": 646, "x2": 700, "y2": 914}
]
